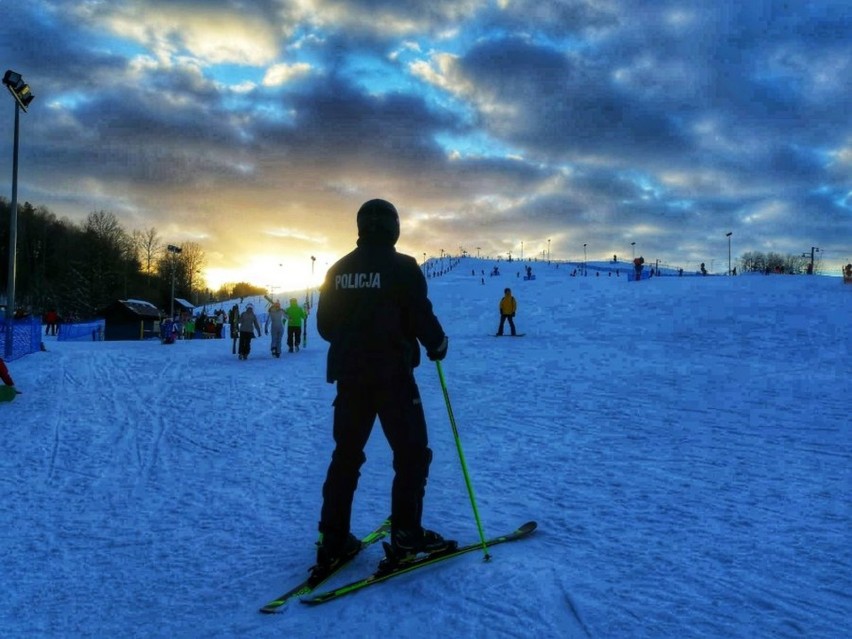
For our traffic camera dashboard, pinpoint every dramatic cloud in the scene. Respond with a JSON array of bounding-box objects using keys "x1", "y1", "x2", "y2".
[{"x1": 0, "y1": 0, "x2": 849, "y2": 289}]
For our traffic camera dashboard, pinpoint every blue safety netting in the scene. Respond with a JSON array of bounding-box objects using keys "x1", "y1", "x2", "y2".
[{"x1": 0, "y1": 316, "x2": 42, "y2": 361}]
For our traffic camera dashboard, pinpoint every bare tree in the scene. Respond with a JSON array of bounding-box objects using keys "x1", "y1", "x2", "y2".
[
  {"x1": 178, "y1": 242, "x2": 205, "y2": 304},
  {"x1": 132, "y1": 227, "x2": 162, "y2": 275}
]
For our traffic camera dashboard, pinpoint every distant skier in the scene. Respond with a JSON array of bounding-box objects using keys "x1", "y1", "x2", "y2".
[
  {"x1": 237, "y1": 303, "x2": 262, "y2": 360},
  {"x1": 44, "y1": 309, "x2": 60, "y2": 336},
  {"x1": 284, "y1": 297, "x2": 308, "y2": 353},
  {"x1": 265, "y1": 301, "x2": 286, "y2": 357},
  {"x1": 633, "y1": 256, "x2": 645, "y2": 281},
  {"x1": 497, "y1": 287, "x2": 517, "y2": 336}
]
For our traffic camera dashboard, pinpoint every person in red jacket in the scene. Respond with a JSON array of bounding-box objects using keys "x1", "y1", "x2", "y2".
[
  {"x1": 0, "y1": 357, "x2": 21, "y2": 401},
  {"x1": 44, "y1": 309, "x2": 60, "y2": 336}
]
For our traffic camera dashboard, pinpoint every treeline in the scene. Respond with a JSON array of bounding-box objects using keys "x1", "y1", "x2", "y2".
[
  {"x1": 0, "y1": 199, "x2": 261, "y2": 318},
  {"x1": 739, "y1": 251, "x2": 819, "y2": 275}
]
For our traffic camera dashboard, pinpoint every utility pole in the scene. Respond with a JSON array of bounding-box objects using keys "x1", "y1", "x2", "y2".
[
  {"x1": 3, "y1": 70, "x2": 35, "y2": 358},
  {"x1": 726, "y1": 232, "x2": 732, "y2": 276},
  {"x1": 167, "y1": 244, "x2": 182, "y2": 319}
]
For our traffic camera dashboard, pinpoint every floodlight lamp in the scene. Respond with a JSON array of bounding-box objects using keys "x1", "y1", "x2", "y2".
[
  {"x1": 3, "y1": 70, "x2": 22, "y2": 89},
  {"x1": 3, "y1": 70, "x2": 35, "y2": 111},
  {"x1": 16, "y1": 84, "x2": 34, "y2": 107}
]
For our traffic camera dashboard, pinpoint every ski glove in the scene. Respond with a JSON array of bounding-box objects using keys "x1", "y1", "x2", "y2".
[{"x1": 427, "y1": 336, "x2": 449, "y2": 361}]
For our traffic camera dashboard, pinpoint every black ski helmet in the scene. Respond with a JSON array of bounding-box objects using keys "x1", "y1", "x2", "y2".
[{"x1": 356, "y1": 199, "x2": 400, "y2": 245}]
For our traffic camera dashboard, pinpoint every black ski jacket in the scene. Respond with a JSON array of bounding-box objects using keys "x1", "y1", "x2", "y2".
[{"x1": 317, "y1": 240, "x2": 445, "y2": 383}]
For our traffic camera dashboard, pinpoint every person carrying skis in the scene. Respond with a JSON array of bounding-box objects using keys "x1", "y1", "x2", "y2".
[
  {"x1": 237, "y1": 303, "x2": 262, "y2": 360},
  {"x1": 284, "y1": 297, "x2": 307, "y2": 352},
  {"x1": 314, "y1": 198, "x2": 453, "y2": 570},
  {"x1": 228, "y1": 303, "x2": 240, "y2": 347},
  {"x1": 497, "y1": 287, "x2": 517, "y2": 336},
  {"x1": 265, "y1": 301, "x2": 286, "y2": 357}
]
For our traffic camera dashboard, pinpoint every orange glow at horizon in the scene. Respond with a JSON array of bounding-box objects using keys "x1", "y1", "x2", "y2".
[{"x1": 204, "y1": 254, "x2": 334, "y2": 297}]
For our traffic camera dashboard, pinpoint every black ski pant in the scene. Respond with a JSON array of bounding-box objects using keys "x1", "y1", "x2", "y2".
[
  {"x1": 497, "y1": 313, "x2": 516, "y2": 336},
  {"x1": 287, "y1": 326, "x2": 302, "y2": 350},
  {"x1": 320, "y1": 373, "x2": 432, "y2": 540},
  {"x1": 238, "y1": 331, "x2": 254, "y2": 357}
]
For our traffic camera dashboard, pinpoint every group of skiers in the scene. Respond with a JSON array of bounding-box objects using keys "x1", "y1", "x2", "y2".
[{"x1": 231, "y1": 298, "x2": 307, "y2": 360}]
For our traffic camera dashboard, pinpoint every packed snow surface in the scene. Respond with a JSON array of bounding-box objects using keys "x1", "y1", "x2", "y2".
[{"x1": 2, "y1": 259, "x2": 849, "y2": 638}]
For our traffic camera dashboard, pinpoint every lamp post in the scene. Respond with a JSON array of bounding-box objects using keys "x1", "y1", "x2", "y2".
[
  {"x1": 726, "y1": 232, "x2": 732, "y2": 276},
  {"x1": 547, "y1": 238, "x2": 551, "y2": 262},
  {"x1": 310, "y1": 255, "x2": 316, "y2": 309},
  {"x1": 631, "y1": 242, "x2": 636, "y2": 260},
  {"x1": 583, "y1": 243, "x2": 587, "y2": 276},
  {"x1": 3, "y1": 70, "x2": 34, "y2": 358},
  {"x1": 167, "y1": 244, "x2": 182, "y2": 319},
  {"x1": 802, "y1": 246, "x2": 820, "y2": 274},
  {"x1": 521, "y1": 241, "x2": 524, "y2": 260}
]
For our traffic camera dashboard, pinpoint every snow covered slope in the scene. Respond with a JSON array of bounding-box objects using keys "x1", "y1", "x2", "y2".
[{"x1": 2, "y1": 258, "x2": 849, "y2": 638}]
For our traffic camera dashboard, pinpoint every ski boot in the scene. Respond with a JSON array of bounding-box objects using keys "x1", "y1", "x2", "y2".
[
  {"x1": 379, "y1": 528, "x2": 456, "y2": 570},
  {"x1": 313, "y1": 530, "x2": 361, "y2": 575}
]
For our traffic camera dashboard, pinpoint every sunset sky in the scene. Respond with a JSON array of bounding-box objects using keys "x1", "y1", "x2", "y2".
[{"x1": 1, "y1": 0, "x2": 849, "y2": 290}]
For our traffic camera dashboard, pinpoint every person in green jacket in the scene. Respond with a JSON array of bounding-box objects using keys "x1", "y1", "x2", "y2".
[{"x1": 284, "y1": 297, "x2": 308, "y2": 352}]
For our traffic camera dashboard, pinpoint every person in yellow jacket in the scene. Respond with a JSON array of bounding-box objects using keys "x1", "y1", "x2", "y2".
[
  {"x1": 497, "y1": 287, "x2": 517, "y2": 336},
  {"x1": 284, "y1": 297, "x2": 308, "y2": 352}
]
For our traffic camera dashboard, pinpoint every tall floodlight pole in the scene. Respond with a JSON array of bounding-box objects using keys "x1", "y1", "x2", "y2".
[
  {"x1": 726, "y1": 232, "x2": 732, "y2": 275},
  {"x1": 631, "y1": 241, "x2": 636, "y2": 260},
  {"x1": 802, "y1": 247, "x2": 820, "y2": 274},
  {"x1": 3, "y1": 70, "x2": 34, "y2": 358},
  {"x1": 167, "y1": 244, "x2": 182, "y2": 319},
  {"x1": 310, "y1": 255, "x2": 316, "y2": 309},
  {"x1": 583, "y1": 243, "x2": 587, "y2": 276},
  {"x1": 547, "y1": 238, "x2": 551, "y2": 262}
]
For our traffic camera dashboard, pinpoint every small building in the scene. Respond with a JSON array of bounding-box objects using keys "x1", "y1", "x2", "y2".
[
  {"x1": 174, "y1": 298, "x2": 195, "y2": 316},
  {"x1": 97, "y1": 299, "x2": 162, "y2": 341}
]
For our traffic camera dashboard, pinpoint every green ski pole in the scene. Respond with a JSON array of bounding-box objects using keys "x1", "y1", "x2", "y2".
[{"x1": 435, "y1": 360, "x2": 491, "y2": 561}]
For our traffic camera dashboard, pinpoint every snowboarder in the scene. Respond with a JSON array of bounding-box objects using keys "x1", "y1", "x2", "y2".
[
  {"x1": 237, "y1": 303, "x2": 262, "y2": 360},
  {"x1": 497, "y1": 288, "x2": 517, "y2": 336},
  {"x1": 265, "y1": 301, "x2": 286, "y2": 357},
  {"x1": 284, "y1": 297, "x2": 307, "y2": 352},
  {"x1": 314, "y1": 198, "x2": 453, "y2": 570}
]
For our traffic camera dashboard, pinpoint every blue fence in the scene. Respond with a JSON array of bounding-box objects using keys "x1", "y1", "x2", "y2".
[
  {"x1": 0, "y1": 316, "x2": 43, "y2": 361},
  {"x1": 627, "y1": 270, "x2": 652, "y2": 282},
  {"x1": 58, "y1": 320, "x2": 106, "y2": 342}
]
